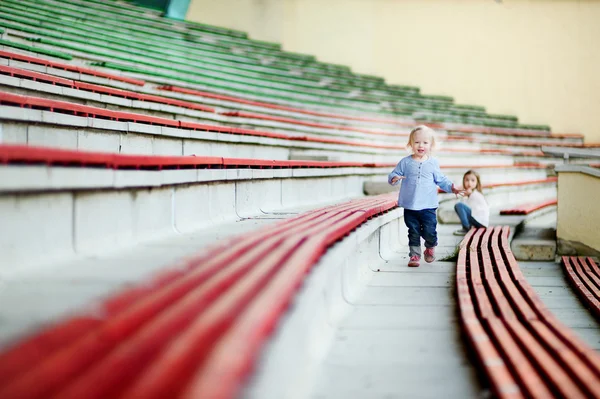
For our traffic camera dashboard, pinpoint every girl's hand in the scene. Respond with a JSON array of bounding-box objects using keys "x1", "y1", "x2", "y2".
[
  {"x1": 391, "y1": 176, "x2": 405, "y2": 184},
  {"x1": 452, "y1": 185, "x2": 466, "y2": 197}
]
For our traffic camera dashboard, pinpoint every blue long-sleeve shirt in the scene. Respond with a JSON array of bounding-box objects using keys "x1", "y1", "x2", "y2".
[{"x1": 388, "y1": 155, "x2": 454, "y2": 210}]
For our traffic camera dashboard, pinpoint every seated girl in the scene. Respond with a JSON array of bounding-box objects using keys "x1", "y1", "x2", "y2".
[{"x1": 454, "y1": 170, "x2": 489, "y2": 235}]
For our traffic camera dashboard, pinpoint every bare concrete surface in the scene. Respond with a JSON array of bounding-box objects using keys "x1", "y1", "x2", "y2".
[{"x1": 511, "y1": 208, "x2": 557, "y2": 261}]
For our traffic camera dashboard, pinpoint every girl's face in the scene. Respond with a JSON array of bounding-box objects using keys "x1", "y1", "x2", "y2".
[
  {"x1": 411, "y1": 130, "x2": 432, "y2": 156},
  {"x1": 464, "y1": 174, "x2": 478, "y2": 190}
]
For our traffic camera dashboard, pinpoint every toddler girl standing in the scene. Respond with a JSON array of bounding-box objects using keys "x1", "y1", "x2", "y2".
[{"x1": 388, "y1": 125, "x2": 462, "y2": 267}]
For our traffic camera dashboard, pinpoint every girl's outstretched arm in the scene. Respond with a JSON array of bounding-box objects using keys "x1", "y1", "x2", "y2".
[
  {"x1": 431, "y1": 159, "x2": 455, "y2": 193},
  {"x1": 451, "y1": 185, "x2": 466, "y2": 196},
  {"x1": 388, "y1": 159, "x2": 406, "y2": 185}
]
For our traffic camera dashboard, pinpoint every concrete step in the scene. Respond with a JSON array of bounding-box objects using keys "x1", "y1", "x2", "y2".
[
  {"x1": 308, "y1": 260, "x2": 484, "y2": 399},
  {"x1": 0, "y1": 161, "x2": 376, "y2": 273},
  {"x1": 510, "y1": 206, "x2": 557, "y2": 261}
]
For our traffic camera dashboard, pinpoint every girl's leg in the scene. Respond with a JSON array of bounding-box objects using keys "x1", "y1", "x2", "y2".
[
  {"x1": 469, "y1": 215, "x2": 485, "y2": 229},
  {"x1": 421, "y1": 208, "x2": 438, "y2": 248},
  {"x1": 454, "y1": 202, "x2": 472, "y2": 230},
  {"x1": 421, "y1": 209, "x2": 438, "y2": 263},
  {"x1": 403, "y1": 209, "x2": 422, "y2": 257}
]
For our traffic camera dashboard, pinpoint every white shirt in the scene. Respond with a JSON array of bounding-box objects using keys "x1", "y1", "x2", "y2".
[{"x1": 462, "y1": 190, "x2": 489, "y2": 227}]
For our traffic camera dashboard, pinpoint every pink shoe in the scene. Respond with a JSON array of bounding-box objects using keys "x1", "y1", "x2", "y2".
[
  {"x1": 424, "y1": 247, "x2": 435, "y2": 263},
  {"x1": 408, "y1": 255, "x2": 420, "y2": 267}
]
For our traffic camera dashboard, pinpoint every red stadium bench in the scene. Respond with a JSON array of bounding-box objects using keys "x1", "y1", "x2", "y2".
[
  {"x1": 159, "y1": 86, "x2": 569, "y2": 139},
  {"x1": 0, "y1": 65, "x2": 215, "y2": 112},
  {"x1": 443, "y1": 163, "x2": 546, "y2": 170},
  {"x1": 499, "y1": 199, "x2": 558, "y2": 215},
  {"x1": 457, "y1": 227, "x2": 600, "y2": 398},
  {"x1": 427, "y1": 122, "x2": 578, "y2": 139},
  {"x1": 0, "y1": 91, "x2": 405, "y2": 150},
  {"x1": 220, "y1": 110, "x2": 403, "y2": 137},
  {"x1": 486, "y1": 138, "x2": 595, "y2": 148},
  {"x1": 159, "y1": 85, "x2": 415, "y2": 127},
  {"x1": 0, "y1": 50, "x2": 145, "y2": 86},
  {"x1": 0, "y1": 192, "x2": 397, "y2": 399},
  {"x1": 221, "y1": 112, "x2": 591, "y2": 151},
  {"x1": 446, "y1": 135, "x2": 588, "y2": 148},
  {"x1": 0, "y1": 65, "x2": 217, "y2": 113},
  {"x1": 438, "y1": 177, "x2": 557, "y2": 194},
  {"x1": 562, "y1": 256, "x2": 600, "y2": 320},
  {"x1": 0, "y1": 144, "x2": 394, "y2": 170},
  {"x1": 2, "y1": 91, "x2": 537, "y2": 156},
  {"x1": 485, "y1": 177, "x2": 557, "y2": 189}
]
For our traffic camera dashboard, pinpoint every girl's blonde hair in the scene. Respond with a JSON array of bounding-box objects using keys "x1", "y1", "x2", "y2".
[
  {"x1": 407, "y1": 125, "x2": 436, "y2": 153},
  {"x1": 463, "y1": 169, "x2": 483, "y2": 192}
]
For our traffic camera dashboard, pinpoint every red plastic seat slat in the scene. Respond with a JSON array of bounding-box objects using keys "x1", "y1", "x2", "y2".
[
  {"x1": 504, "y1": 319, "x2": 588, "y2": 398},
  {"x1": 490, "y1": 227, "x2": 537, "y2": 320},
  {"x1": 469, "y1": 229, "x2": 496, "y2": 319},
  {"x1": 0, "y1": 64, "x2": 215, "y2": 113},
  {"x1": 457, "y1": 226, "x2": 600, "y2": 398},
  {"x1": 0, "y1": 50, "x2": 145, "y2": 86},
  {"x1": 485, "y1": 319, "x2": 552, "y2": 398},
  {"x1": 0, "y1": 65, "x2": 74, "y2": 87},
  {"x1": 0, "y1": 145, "x2": 392, "y2": 171},
  {"x1": 562, "y1": 256, "x2": 600, "y2": 320},
  {"x1": 57, "y1": 235, "x2": 293, "y2": 399},
  {"x1": 456, "y1": 230, "x2": 524, "y2": 398},
  {"x1": 584, "y1": 256, "x2": 600, "y2": 279},
  {"x1": 159, "y1": 85, "x2": 413, "y2": 126},
  {"x1": 577, "y1": 257, "x2": 600, "y2": 297},
  {"x1": 572, "y1": 258, "x2": 600, "y2": 302},
  {"x1": 497, "y1": 229, "x2": 600, "y2": 395},
  {"x1": 529, "y1": 320, "x2": 600, "y2": 397},
  {"x1": 500, "y1": 199, "x2": 557, "y2": 215},
  {"x1": 480, "y1": 228, "x2": 517, "y2": 319},
  {"x1": 221, "y1": 110, "x2": 403, "y2": 137},
  {"x1": 160, "y1": 85, "x2": 571, "y2": 137}
]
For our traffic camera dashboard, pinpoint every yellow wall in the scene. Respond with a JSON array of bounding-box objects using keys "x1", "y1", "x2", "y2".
[
  {"x1": 186, "y1": 0, "x2": 285, "y2": 45},
  {"x1": 557, "y1": 171, "x2": 600, "y2": 251},
  {"x1": 187, "y1": 0, "x2": 600, "y2": 143}
]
